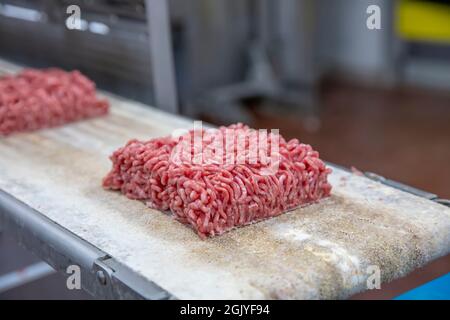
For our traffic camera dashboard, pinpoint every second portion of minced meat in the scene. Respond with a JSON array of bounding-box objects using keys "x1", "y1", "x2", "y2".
[
  {"x1": 0, "y1": 68, "x2": 109, "y2": 135},
  {"x1": 103, "y1": 123, "x2": 332, "y2": 239}
]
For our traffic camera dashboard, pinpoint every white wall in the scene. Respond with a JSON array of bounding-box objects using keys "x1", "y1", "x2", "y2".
[{"x1": 317, "y1": 0, "x2": 395, "y2": 79}]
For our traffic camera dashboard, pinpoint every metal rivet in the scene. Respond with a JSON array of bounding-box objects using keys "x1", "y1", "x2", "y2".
[{"x1": 96, "y1": 270, "x2": 107, "y2": 285}]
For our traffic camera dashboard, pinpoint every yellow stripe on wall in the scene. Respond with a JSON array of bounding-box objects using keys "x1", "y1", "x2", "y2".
[{"x1": 397, "y1": 0, "x2": 450, "y2": 43}]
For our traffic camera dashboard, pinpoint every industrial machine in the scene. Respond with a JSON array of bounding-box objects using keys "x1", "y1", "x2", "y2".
[{"x1": 0, "y1": 0, "x2": 322, "y2": 120}]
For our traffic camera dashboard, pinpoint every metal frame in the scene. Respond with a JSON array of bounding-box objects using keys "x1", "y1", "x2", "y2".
[
  {"x1": 193, "y1": 0, "x2": 320, "y2": 124},
  {"x1": 363, "y1": 172, "x2": 450, "y2": 207},
  {"x1": 0, "y1": 190, "x2": 173, "y2": 300},
  {"x1": 145, "y1": 0, "x2": 179, "y2": 113},
  {"x1": 328, "y1": 162, "x2": 450, "y2": 208}
]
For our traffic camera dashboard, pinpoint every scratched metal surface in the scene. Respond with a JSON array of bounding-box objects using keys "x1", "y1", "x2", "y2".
[{"x1": 1, "y1": 60, "x2": 449, "y2": 299}]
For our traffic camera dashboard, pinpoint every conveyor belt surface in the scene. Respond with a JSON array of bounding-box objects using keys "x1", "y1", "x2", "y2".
[{"x1": 0, "y1": 60, "x2": 449, "y2": 299}]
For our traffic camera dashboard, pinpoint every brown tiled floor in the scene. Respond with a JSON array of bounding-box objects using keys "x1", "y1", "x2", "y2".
[{"x1": 247, "y1": 81, "x2": 450, "y2": 199}]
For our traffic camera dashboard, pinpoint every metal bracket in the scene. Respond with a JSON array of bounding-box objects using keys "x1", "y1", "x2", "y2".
[
  {"x1": 363, "y1": 171, "x2": 450, "y2": 207},
  {"x1": 325, "y1": 162, "x2": 450, "y2": 208},
  {"x1": 92, "y1": 255, "x2": 174, "y2": 300},
  {"x1": 364, "y1": 172, "x2": 438, "y2": 200},
  {"x1": 432, "y1": 198, "x2": 450, "y2": 208}
]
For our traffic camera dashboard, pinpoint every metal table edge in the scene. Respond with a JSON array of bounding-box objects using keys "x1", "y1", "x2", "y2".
[{"x1": 0, "y1": 189, "x2": 174, "y2": 300}]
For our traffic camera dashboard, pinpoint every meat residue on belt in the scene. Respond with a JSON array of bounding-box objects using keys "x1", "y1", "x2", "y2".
[
  {"x1": 0, "y1": 68, "x2": 109, "y2": 135},
  {"x1": 103, "y1": 123, "x2": 332, "y2": 239}
]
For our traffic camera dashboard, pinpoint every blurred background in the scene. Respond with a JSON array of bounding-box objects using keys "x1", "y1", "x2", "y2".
[{"x1": 0, "y1": 0, "x2": 449, "y2": 299}]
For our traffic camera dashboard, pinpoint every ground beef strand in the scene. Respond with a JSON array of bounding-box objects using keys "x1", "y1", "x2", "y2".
[
  {"x1": 0, "y1": 68, "x2": 109, "y2": 135},
  {"x1": 103, "y1": 123, "x2": 332, "y2": 239}
]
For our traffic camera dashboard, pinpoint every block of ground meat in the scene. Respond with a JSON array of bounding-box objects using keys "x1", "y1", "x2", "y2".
[
  {"x1": 0, "y1": 68, "x2": 109, "y2": 135},
  {"x1": 103, "y1": 123, "x2": 332, "y2": 239}
]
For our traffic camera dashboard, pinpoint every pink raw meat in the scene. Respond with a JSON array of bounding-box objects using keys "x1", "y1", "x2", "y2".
[
  {"x1": 0, "y1": 68, "x2": 109, "y2": 135},
  {"x1": 103, "y1": 123, "x2": 332, "y2": 239}
]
